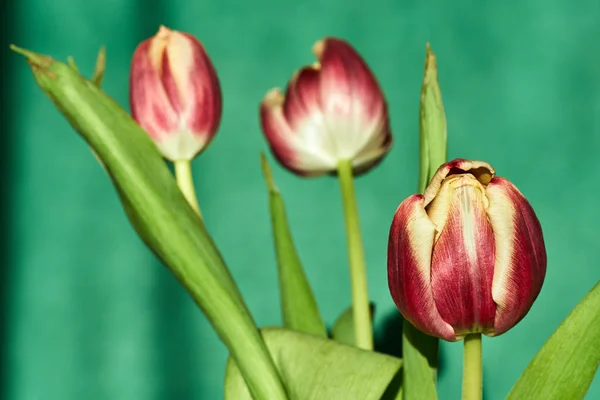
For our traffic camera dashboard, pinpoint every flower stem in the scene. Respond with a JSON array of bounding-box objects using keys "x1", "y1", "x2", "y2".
[
  {"x1": 462, "y1": 333, "x2": 482, "y2": 400},
  {"x1": 174, "y1": 159, "x2": 202, "y2": 218},
  {"x1": 336, "y1": 159, "x2": 373, "y2": 350}
]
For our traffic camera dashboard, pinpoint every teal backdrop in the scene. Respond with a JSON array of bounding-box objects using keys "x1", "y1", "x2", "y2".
[{"x1": 2, "y1": 0, "x2": 599, "y2": 399}]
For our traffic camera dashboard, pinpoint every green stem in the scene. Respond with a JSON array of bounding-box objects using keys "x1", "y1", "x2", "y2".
[
  {"x1": 336, "y1": 159, "x2": 373, "y2": 350},
  {"x1": 174, "y1": 159, "x2": 202, "y2": 218},
  {"x1": 462, "y1": 333, "x2": 483, "y2": 400}
]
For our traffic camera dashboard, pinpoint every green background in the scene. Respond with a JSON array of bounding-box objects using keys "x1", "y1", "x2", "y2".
[{"x1": 2, "y1": 0, "x2": 599, "y2": 399}]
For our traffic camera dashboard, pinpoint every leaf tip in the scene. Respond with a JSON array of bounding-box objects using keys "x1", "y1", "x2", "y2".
[
  {"x1": 10, "y1": 44, "x2": 53, "y2": 66},
  {"x1": 260, "y1": 153, "x2": 278, "y2": 192},
  {"x1": 9, "y1": 44, "x2": 27, "y2": 56},
  {"x1": 423, "y1": 43, "x2": 438, "y2": 77},
  {"x1": 67, "y1": 56, "x2": 79, "y2": 73},
  {"x1": 92, "y1": 45, "x2": 107, "y2": 87}
]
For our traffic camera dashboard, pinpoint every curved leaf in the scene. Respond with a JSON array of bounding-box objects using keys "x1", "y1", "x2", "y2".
[
  {"x1": 506, "y1": 282, "x2": 600, "y2": 400},
  {"x1": 11, "y1": 46, "x2": 288, "y2": 400},
  {"x1": 331, "y1": 302, "x2": 376, "y2": 346},
  {"x1": 225, "y1": 327, "x2": 403, "y2": 400},
  {"x1": 418, "y1": 42, "x2": 447, "y2": 194},
  {"x1": 261, "y1": 155, "x2": 327, "y2": 337}
]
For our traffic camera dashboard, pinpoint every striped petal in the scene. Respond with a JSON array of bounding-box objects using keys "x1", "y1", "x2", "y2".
[
  {"x1": 164, "y1": 30, "x2": 222, "y2": 140},
  {"x1": 130, "y1": 40, "x2": 179, "y2": 143},
  {"x1": 260, "y1": 89, "x2": 303, "y2": 174},
  {"x1": 314, "y1": 37, "x2": 390, "y2": 164},
  {"x1": 388, "y1": 194, "x2": 455, "y2": 341},
  {"x1": 283, "y1": 67, "x2": 339, "y2": 168},
  {"x1": 428, "y1": 174, "x2": 496, "y2": 337},
  {"x1": 260, "y1": 89, "x2": 335, "y2": 176},
  {"x1": 260, "y1": 37, "x2": 391, "y2": 177},
  {"x1": 315, "y1": 37, "x2": 385, "y2": 121},
  {"x1": 129, "y1": 26, "x2": 222, "y2": 161},
  {"x1": 486, "y1": 177, "x2": 547, "y2": 335},
  {"x1": 283, "y1": 66, "x2": 323, "y2": 133}
]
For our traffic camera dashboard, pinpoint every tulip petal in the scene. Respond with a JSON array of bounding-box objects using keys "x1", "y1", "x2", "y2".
[
  {"x1": 160, "y1": 52, "x2": 183, "y2": 113},
  {"x1": 388, "y1": 195, "x2": 455, "y2": 341},
  {"x1": 424, "y1": 159, "x2": 495, "y2": 207},
  {"x1": 486, "y1": 177, "x2": 547, "y2": 335},
  {"x1": 313, "y1": 38, "x2": 390, "y2": 164},
  {"x1": 129, "y1": 40, "x2": 179, "y2": 143},
  {"x1": 428, "y1": 177, "x2": 497, "y2": 336},
  {"x1": 283, "y1": 67, "x2": 339, "y2": 163},
  {"x1": 129, "y1": 27, "x2": 222, "y2": 161},
  {"x1": 284, "y1": 67, "x2": 323, "y2": 130},
  {"x1": 350, "y1": 125, "x2": 392, "y2": 174},
  {"x1": 260, "y1": 90, "x2": 335, "y2": 176},
  {"x1": 315, "y1": 38, "x2": 385, "y2": 122},
  {"x1": 165, "y1": 31, "x2": 222, "y2": 138}
]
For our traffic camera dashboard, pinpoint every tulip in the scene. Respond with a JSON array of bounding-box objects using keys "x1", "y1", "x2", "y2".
[
  {"x1": 260, "y1": 37, "x2": 392, "y2": 177},
  {"x1": 129, "y1": 25, "x2": 222, "y2": 161},
  {"x1": 387, "y1": 159, "x2": 546, "y2": 341}
]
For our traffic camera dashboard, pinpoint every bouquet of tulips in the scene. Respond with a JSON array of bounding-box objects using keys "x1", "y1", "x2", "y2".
[{"x1": 10, "y1": 25, "x2": 599, "y2": 400}]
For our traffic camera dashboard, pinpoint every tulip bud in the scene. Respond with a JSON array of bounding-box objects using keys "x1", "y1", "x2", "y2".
[
  {"x1": 387, "y1": 159, "x2": 546, "y2": 341},
  {"x1": 129, "y1": 26, "x2": 222, "y2": 161},
  {"x1": 260, "y1": 37, "x2": 392, "y2": 177}
]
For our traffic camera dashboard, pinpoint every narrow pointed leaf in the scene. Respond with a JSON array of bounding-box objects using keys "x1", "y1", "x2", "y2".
[
  {"x1": 67, "y1": 56, "x2": 79, "y2": 73},
  {"x1": 418, "y1": 42, "x2": 447, "y2": 194},
  {"x1": 92, "y1": 46, "x2": 106, "y2": 87},
  {"x1": 10, "y1": 45, "x2": 288, "y2": 400},
  {"x1": 331, "y1": 302, "x2": 376, "y2": 346},
  {"x1": 400, "y1": 43, "x2": 447, "y2": 400},
  {"x1": 261, "y1": 154, "x2": 327, "y2": 337},
  {"x1": 225, "y1": 327, "x2": 403, "y2": 400},
  {"x1": 506, "y1": 282, "x2": 600, "y2": 400}
]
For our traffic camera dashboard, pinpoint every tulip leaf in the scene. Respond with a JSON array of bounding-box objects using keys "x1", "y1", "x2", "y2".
[
  {"x1": 261, "y1": 154, "x2": 327, "y2": 337},
  {"x1": 506, "y1": 281, "x2": 600, "y2": 400},
  {"x1": 67, "y1": 56, "x2": 79, "y2": 73},
  {"x1": 225, "y1": 327, "x2": 403, "y2": 400},
  {"x1": 399, "y1": 43, "x2": 447, "y2": 400},
  {"x1": 418, "y1": 42, "x2": 447, "y2": 194},
  {"x1": 401, "y1": 323, "x2": 439, "y2": 400},
  {"x1": 331, "y1": 302, "x2": 376, "y2": 346},
  {"x1": 10, "y1": 45, "x2": 288, "y2": 400},
  {"x1": 91, "y1": 46, "x2": 106, "y2": 87}
]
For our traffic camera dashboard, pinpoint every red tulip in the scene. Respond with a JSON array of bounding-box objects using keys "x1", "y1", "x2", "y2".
[
  {"x1": 387, "y1": 159, "x2": 546, "y2": 341},
  {"x1": 260, "y1": 37, "x2": 392, "y2": 177},
  {"x1": 129, "y1": 26, "x2": 222, "y2": 161}
]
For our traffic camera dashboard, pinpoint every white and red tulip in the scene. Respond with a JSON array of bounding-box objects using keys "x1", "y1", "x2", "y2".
[
  {"x1": 129, "y1": 26, "x2": 222, "y2": 161},
  {"x1": 260, "y1": 37, "x2": 392, "y2": 177},
  {"x1": 387, "y1": 159, "x2": 547, "y2": 341}
]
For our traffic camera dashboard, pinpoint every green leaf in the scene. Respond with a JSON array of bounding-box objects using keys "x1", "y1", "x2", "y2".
[
  {"x1": 64, "y1": 47, "x2": 105, "y2": 87},
  {"x1": 331, "y1": 302, "x2": 376, "y2": 346},
  {"x1": 10, "y1": 45, "x2": 288, "y2": 400},
  {"x1": 225, "y1": 327, "x2": 403, "y2": 400},
  {"x1": 402, "y1": 323, "x2": 438, "y2": 400},
  {"x1": 418, "y1": 42, "x2": 447, "y2": 194},
  {"x1": 261, "y1": 155, "x2": 327, "y2": 337},
  {"x1": 506, "y1": 282, "x2": 600, "y2": 400},
  {"x1": 401, "y1": 43, "x2": 447, "y2": 400},
  {"x1": 67, "y1": 56, "x2": 79, "y2": 73},
  {"x1": 91, "y1": 46, "x2": 106, "y2": 87}
]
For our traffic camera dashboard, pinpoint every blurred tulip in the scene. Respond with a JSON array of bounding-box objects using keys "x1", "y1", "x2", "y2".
[
  {"x1": 129, "y1": 25, "x2": 222, "y2": 161},
  {"x1": 260, "y1": 37, "x2": 392, "y2": 177},
  {"x1": 388, "y1": 159, "x2": 546, "y2": 341}
]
